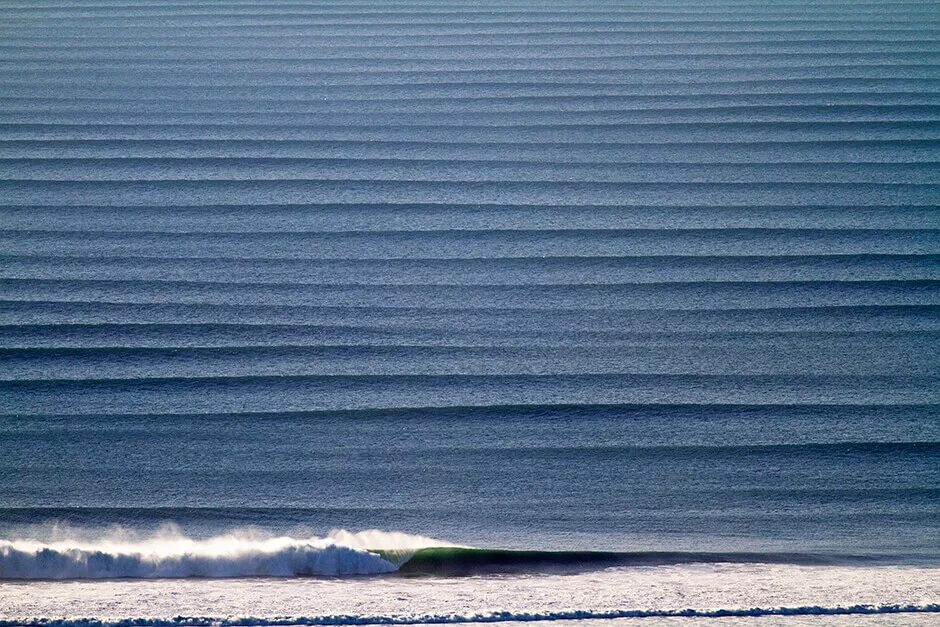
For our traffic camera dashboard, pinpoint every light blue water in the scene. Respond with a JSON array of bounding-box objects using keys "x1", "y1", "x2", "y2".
[{"x1": 0, "y1": 0, "x2": 938, "y2": 595}]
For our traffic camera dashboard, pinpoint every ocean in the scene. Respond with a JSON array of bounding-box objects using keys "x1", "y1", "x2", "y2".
[{"x1": 0, "y1": 0, "x2": 938, "y2": 625}]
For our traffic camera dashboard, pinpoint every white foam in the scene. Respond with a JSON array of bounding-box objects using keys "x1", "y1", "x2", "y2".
[
  {"x1": 0, "y1": 529, "x2": 450, "y2": 579},
  {"x1": 1, "y1": 604, "x2": 938, "y2": 627},
  {"x1": 2, "y1": 559, "x2": 937, "y2": 626}
]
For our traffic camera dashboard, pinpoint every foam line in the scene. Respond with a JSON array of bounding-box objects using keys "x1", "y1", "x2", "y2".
[{"x1": 3, "y1": 604, "x2": 939, "y2": 627}]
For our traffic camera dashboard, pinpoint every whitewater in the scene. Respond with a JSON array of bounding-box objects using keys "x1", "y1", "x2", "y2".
[{"x1": 0, "y1": 529, "x2": 434, "y2": 579}]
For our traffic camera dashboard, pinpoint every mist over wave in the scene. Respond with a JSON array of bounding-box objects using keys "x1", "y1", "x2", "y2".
[{"x1": 0, "y1": 528, "x2": 448, "y2": 579}]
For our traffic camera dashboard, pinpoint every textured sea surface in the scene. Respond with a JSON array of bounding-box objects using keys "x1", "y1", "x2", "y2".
[{"x1": 0, "y1": 0, "x2": 938, "y2": 625}]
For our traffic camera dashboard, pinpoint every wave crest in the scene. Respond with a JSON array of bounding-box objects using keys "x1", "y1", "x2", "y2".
[{"x1": 0, "y1": 529, "x2": 446, "y2": 579}]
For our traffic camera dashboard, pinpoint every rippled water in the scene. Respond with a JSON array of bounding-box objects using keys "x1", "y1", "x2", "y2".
[{"x1": 0, "y1": 0, "x2": 938, "y2": 624}]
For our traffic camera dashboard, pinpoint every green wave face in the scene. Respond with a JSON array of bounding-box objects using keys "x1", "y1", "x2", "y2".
[
  {"x1": 386, "y1": 547, "x2": 629, "y2": 576},
  {"x1": 377, "y1": 547, "x2": 880, "y2": 576}
]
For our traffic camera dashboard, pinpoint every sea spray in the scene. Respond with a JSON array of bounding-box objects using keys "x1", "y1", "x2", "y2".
[{"x1": 0, "y1": 529, "x2": 451, "y2": 579}]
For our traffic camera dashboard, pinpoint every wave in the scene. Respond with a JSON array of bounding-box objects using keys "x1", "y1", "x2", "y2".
[
  {"x1": 0, "y1": 528, "x2": 898, "y2": 580},
  {"x1": 0, "y1": 529, "x2": 448, "y2": 580},
  {"x1": 391, "y1": 547, "x2": 890, "y2": 575},
  {"x1": 3, "y1": 605, "x2": 939, "y2": 627}
]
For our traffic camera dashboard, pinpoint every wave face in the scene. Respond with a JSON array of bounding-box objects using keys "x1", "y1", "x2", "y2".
[
  {"x1": 0, "y1": 530, "x2": 448, "y2": 579},
  {"x1": 392, "y1": 547, "x2": 883, "y2": 576}
]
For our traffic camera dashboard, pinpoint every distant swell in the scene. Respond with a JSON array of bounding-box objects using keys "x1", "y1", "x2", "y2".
[{"x1": 3, "y1": 605, "x2": 939, "y2": 627}]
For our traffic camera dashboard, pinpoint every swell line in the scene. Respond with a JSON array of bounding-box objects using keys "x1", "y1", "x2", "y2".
[{"x1": 3, "y1": 402, "x2": 935, "y2": 420}]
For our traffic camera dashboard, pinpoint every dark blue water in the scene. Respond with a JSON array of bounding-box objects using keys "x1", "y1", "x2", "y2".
[{"x1": 0, "y1": 0, "x2": 938, "y2": 563}]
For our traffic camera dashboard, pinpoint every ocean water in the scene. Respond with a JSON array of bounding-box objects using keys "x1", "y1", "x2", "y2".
[{"x1": 0, "y1": 0, "x2": 939, "y2": 625}]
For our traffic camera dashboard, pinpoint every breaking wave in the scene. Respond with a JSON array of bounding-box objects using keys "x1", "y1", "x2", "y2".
[
  {"x1": 2, "y1": 605, "x2": 939, "y2": 627},
  {"x1": 0, "y1": 529, "x2": 447, "y2": 579},
  {"x1": 0, "y1": 527, "x2": 899, "y2": 580}
]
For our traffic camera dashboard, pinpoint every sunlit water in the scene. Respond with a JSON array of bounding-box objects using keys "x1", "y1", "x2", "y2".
[{"x1": 1, "y1": 0, "x2": 938, "y2": 624}]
